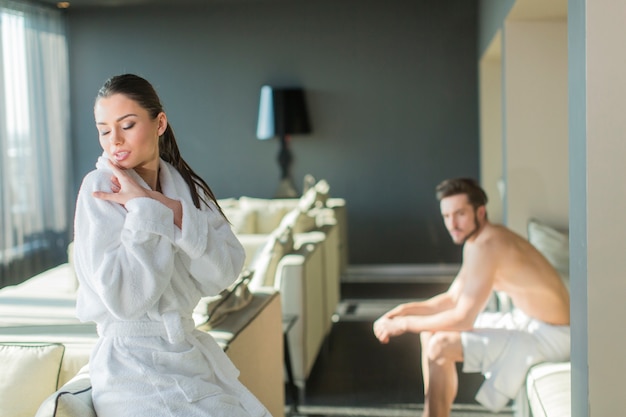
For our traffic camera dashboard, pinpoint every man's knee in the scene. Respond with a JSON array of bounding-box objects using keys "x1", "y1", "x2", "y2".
[
  {"x1": 425, "y1": 332, "x2": 463, "y2": 364},
  {"x1": 420, "y1": 331, "x2": 433, "y2": 347}
]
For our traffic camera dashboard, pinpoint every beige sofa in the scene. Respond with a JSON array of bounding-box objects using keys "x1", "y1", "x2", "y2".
[
  {"x1": 219, "y1": 180, "x2": 347, "y2": 389},
  {"x1": 0, "y1": 259, "x2": 284, "y2": 417}
]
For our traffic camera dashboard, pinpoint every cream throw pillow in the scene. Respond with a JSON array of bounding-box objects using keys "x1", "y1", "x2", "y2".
[
  {"x1": 279, "y1": 208, "x2": 316, "y2": 233},
  {"x1": 217, "y1": 197, "x2": 238, "y2": 208},
  {"x1": 222, "y1": 207, "x2": 257, "y2": 234},
  {"x1": 264, "y1": 226, "x2": 295, "y2": 287},
  {"x1": 35, "y1": 364, "x2": 94, "y2": 417},
  {"x1": 0, "y1": 342, "x2": 65, "y2": 417},
  {"x1": 528, "y1": 219, "x2": 570, "y2": 286},
  {"x1": 293, "y1": 210, "x2": 317, "y2": 233},
  {"x1": 298, "y1": 187, "x2": 318, "y2": 212},
  {"x1": 239, "y1": 196, "x2": 291, "y2": 234},
  {"x1": 314, "y1": 179, "x2": 330, "y2": 206},
  {"x1": 250, "y1": 226, "x2": 295, "y2": 289}
]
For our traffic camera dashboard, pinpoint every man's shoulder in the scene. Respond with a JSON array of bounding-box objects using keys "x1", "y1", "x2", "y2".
[
  {"x1": 466, "y1": 224, "x2": 517, "y2": 259},
  {"x1": 471, "y1": 223, "x2": 502, "y2": 244},
  {"x1": 480, "y1": 223, "x2": 523, "y2": 243}
]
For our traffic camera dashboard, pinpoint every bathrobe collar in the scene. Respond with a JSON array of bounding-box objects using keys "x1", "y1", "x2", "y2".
[{"x1": 96, "y1": 152, "x2": 181, "y2": 201}]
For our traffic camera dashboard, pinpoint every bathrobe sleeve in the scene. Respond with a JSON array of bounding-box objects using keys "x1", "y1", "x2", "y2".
[
  {"x1": 174, "y1": 195, "x2": 245, "y2": 297},
  {"x1": 74, "y1": 169, "x2": 178, "y2": 321}
]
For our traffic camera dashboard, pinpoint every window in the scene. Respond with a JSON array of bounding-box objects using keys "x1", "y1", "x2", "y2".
[{"x1": 0, "y1": 1, "x2": 70, "y2": 287}]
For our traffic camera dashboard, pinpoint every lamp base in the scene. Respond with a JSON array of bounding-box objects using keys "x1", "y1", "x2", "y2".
[{"x1": 274, "y1": 177, "x2": 299, "y2": 199}]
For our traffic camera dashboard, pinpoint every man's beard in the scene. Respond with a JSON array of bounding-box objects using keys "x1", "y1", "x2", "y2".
[{"x1": 453, "y1": 211, "x2": 480, "y2": 245}]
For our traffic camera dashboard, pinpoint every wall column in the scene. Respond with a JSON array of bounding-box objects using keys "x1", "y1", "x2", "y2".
[{"x1": 570, "y1": 0, "x2": 626, "y2": 415}]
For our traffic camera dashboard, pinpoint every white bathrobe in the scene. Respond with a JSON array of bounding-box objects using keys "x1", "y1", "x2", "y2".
[{"x1": 74, "y1": 155, "x2": 270, "y2": 417}]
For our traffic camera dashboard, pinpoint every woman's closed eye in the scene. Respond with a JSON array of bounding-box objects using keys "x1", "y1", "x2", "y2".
[{"x1": 122, "y1": 122, "x2": 135, "y2": 130}]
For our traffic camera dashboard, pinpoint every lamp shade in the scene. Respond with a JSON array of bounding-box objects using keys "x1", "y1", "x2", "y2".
[{"x1": 256, "y1": 86, "x2": 311, "y2": 140}]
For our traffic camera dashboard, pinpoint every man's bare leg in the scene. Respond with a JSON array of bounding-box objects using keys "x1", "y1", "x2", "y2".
[
  {"x1": 421, "y1": 332, "x2": 463, "y2": 417},
  {"x1": 420, "y1": 331, "x2": 432, "y2": 395}
]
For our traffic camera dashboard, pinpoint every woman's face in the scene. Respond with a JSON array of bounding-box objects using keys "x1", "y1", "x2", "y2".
[{"x1": 94, "y1": 93, "x2": 164, "y2": 172}]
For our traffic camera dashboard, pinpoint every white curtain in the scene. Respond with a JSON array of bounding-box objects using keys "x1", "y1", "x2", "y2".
[{"x1": 0, "y1": 0, "x2": 70, "y2": 287}]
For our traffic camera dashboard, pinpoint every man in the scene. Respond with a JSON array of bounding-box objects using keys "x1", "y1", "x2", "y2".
[{"x1": 373, "y1": 178, "x2": 570, "y2": 417}]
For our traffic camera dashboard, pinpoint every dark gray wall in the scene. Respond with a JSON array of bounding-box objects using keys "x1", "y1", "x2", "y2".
[
  {"x1": 477, "y1": 0, "x2": 514, "y2": 56},
  {"x1": 67, "y1": 0, "x2": 478, "y2": 265}
]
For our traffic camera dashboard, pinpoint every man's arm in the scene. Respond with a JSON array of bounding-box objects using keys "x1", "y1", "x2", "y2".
[
  {"x1": 374, "y1": 242, "x2": 497, "y2": 343},
  {"x1": 383, "y1": 281, "x2": 460, "y2": 319}
]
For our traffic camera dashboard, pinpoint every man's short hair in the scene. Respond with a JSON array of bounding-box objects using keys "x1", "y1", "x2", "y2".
[{"x1": 435, "y1": 178, "x2": 488, "y2": 209}]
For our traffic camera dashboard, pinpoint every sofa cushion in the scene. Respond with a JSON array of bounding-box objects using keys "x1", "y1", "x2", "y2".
[
  {"x1": 298, "y1": 179, "x2": 330, "y2": 212},
  {"x1": 298, "y1": 186, "x2": 318, "y2": 212},
  {"x1": 526, "y1": 362, "x2": 571, "y2": 417},
  {"x1": 35, "y1": 364, "x2": 94, "y2": 417},
  {"x1": 222, "y1": 206, "x2": 258, "y2": 234},
  {"x1": 528, "y1": 219, "x2": 570, "y2": 287},
  {"x1": 217, "y1": 197, "x2": 238, "y2": 208},
  {"x1": 249, "y1": 226, "x2": 294, "y2": 289},
  {"x1": 280, "y1": 208, "x2": 317, "y2": 234},
  {"x1": 0, "y1": 342, "x2": 65, "y2": 417},
  {"x1": 294, "y1": 211, "x2": 317, "y2": 233},
  {"x1": 239, "y1": 196, "x2": 292, "y2": 234}
]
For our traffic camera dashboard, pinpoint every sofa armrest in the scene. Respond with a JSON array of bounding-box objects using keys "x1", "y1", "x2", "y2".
[
  {"x1": 216, "y1": 290, "x2": 284, "y2": 417},
  {"x1": 35, "y1": 365, "x2": 95, "y2": 417},
  {"x1": 294, "y1": 225, "x2": 341, "y2": 334},
  {"x1": 325, "y1": 198, "x2": 348, "y2": 274},
  {"x1": 276, "y1": 241, "x2": 325, "y2": 388}
]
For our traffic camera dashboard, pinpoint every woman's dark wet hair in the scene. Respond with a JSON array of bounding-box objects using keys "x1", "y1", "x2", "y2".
[
  {"x1": 97, "y1": 74, "x2": 225, "y2": 217},
  {"x1": 435, "y1": 178, "x2": 488, "y2": 209}
]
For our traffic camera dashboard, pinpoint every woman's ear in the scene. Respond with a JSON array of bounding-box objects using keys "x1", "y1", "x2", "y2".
[{"x1": 156, "y1": 112, "x2": 168, "y2": 136}]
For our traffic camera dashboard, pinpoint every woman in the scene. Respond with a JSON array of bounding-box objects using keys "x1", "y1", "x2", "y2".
[{"x1": 73, "y1": 74, "x2": 270, "y2": 417}]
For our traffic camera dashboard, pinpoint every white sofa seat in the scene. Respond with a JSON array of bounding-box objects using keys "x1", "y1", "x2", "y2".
[{"x1": 525, "y1": 362, "x2": 571, "y2": 417}]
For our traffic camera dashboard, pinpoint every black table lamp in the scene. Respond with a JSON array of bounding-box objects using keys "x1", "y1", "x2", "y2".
[{"x1": 256, "y1": 85, "x2": 311, "y2": 198}]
